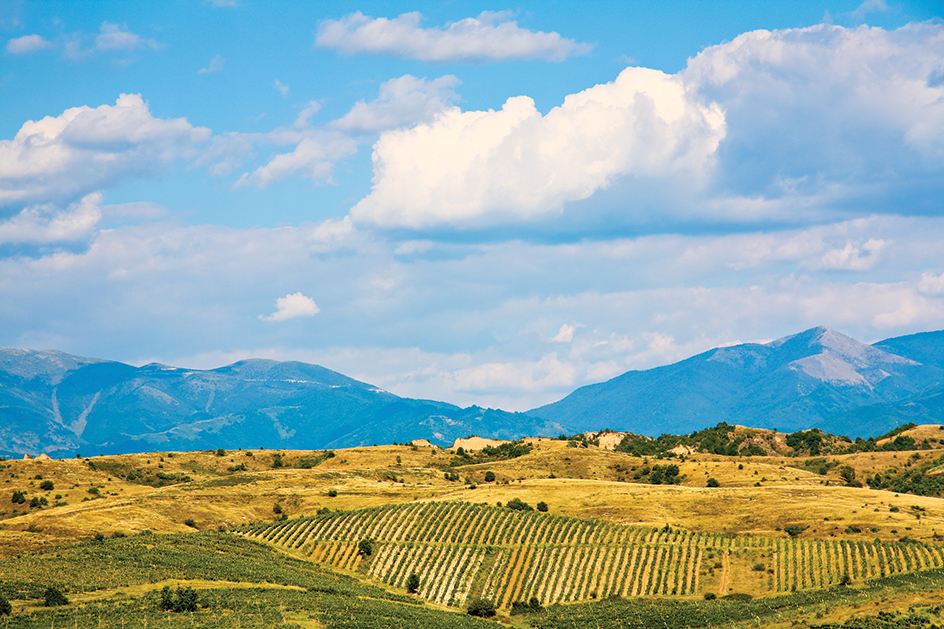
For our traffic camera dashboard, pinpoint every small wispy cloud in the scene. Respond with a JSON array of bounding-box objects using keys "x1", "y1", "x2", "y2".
[
  {"x1": 199, "y1": 54, "x2": 225, "y2": 74},
  {"x1": 316, "y1": 11, "x2": 593, "y2": 63},
  {"x1": 6, "y1": 34, "x2": 55, "y2": 54},
  {"x1": 273, "y1": 79, "x2": 289, "y2": 97},
  {"x1": 259, "y1": 292, "x2": 321, "y2": 322}
]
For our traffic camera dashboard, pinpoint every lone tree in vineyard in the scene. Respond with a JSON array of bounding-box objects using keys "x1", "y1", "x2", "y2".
[
  {"x1": 407, "y1": 572, "x2": 420, "y2": 594},
  {"x1": 467, "y1": 597, "x2": 496, "y2": 617},
  {"x1": 358, "y1": 538, "x2": 374, "y2": 556}
]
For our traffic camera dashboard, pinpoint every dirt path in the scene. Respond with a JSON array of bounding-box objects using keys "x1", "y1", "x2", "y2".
[{"x1": 718, "y1": 549, "x2": 730, "y2": 595}]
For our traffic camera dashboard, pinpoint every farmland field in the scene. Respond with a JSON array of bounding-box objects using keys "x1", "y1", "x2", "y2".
[{"x1": 5, "y1": 425, "x2": 944, "y2": 627}]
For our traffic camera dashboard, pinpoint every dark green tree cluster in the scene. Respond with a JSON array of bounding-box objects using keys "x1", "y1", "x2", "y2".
[
  {"x1": 467, "y1": 597, "x2": 496, "y2": 617},
  {"x1": 406, "y1": 573, "x2": 420, "y2": 594},
  {"x1": 159, "y1": 586, "x2": 198, "y2": 613},
  {"x1": 44, "y1": 587, "x2": 69, "y2": 607},
  {"x1": 510, "y1": 596, "x2": 544, "y2": 615},
  {"x1": 505, "y1": 497, "x2": 533, "y2": 511}
]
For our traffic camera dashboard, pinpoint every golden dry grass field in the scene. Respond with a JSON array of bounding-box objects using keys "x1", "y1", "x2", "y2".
[{"x1": 4, "y1": 426, "x2": 944, "y2": 627}]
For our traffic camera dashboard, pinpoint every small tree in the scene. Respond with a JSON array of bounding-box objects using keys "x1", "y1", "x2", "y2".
[
  {"x1": 39, "y1": 480, "x2": 54, "y2": 491},
  {"x1": 160, "y1": 586, "x2": 198, "y2": 612},
  {"x1": 839, "y1": 465, "x2": 856, "y2": 484},
  {"x1": 783, "y1": 524, "x2": 806, "y2": 538},
  {"x1": 273, "y1": 503, "x2": 283, "y2": 515},
  {"x1": 358, "y1": 538, "x2": 374, "y2": 556},
  {"x1": 271, "y1": 453, "x2": 283, "y2": 469},
  {"x1": 840, "y1": 574, "x2": 852, "y2": 586},
  {"x1": 0, "y1": 594, "x2": 11, "y2": 616},
  {"x1": 11, "y1": 490, "x2": 25, "y2": 504},
  {"x1": 706, "y1": 477, "x2": 720, "y2": 487},
  {"x1": 484, "y1": 471, "x2": 495, "y2": 482},
  {"x1": 536, "y1": 501, "x2": 549, "y2": 512},
  {"x1": 215, "y1": 448, "x2": 226, "y2": 457},
  {"x1": 506, "y1": 497, "x2": 533, "y2": 511},
  {"x1": 406, "y1": 572, "x2": 420, "y2": 594},
  {"x1": 44, "y1": 587, "x2": 69, "y2": 607},
  {"x1": 467, "y1": 597, "x2": 496, "y2": 617}
]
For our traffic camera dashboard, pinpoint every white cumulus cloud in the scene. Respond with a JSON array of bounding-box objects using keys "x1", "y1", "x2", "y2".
[
  {"x1": 6, "y1": 34, "x2": 54, "y2": 54},
  {"x1": 316, "y1": 10, "x2": 593, "y2": 63},
  {"x1": 259, "y1": 292, "x2": 321, "y2": 322},
  {"x1": 0, "y1": 193, "x2": 102, "y2": 245},
  {"x1": 351, "y1": 66, "x2": 725, "y2": 229},
  {"x1": 0, "y1": 93, "x2": 210, "y2": 210}
]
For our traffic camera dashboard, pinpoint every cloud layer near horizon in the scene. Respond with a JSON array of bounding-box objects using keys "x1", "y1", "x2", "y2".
[{"x1": 2, "y1": 17, "x2": 943, "y2": 410}]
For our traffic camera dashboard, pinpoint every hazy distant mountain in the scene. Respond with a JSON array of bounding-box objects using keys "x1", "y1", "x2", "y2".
[
  {"x1": 527, "y1": 327, "x2": 944, "y2": 438},
  {"x1": 0, "y1": 351, "x2": 562, "y2": 457},
  {"x1": 4, "y1": 326, "x2": 943, "y2": 457}
]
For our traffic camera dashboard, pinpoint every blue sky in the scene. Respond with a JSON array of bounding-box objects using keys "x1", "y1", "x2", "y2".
[{"x1": 1, "y1": 0, "x2": 943, "y2": 410}]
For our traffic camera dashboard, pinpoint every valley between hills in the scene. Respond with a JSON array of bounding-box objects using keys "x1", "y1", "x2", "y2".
[{"x1": 5, "y1": 424, "x2": 944, "y2": 628}]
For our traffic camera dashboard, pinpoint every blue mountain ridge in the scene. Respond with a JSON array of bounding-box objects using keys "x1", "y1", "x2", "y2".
[
  {"x1": 2, "y1": 326, "x2": 943, "y2": 457},
  {"x1": 527, "y1": 326, "x2": 944, "y2": 437},
  {"x1": 0, "y1": 352, "x2": 562, "y2": 457}
]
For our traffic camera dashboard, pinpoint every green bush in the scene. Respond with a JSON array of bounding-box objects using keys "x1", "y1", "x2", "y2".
[
  {"x1": 407, "y1": 572, "x2": 420, "y2": 594},
  {"x1": 706, "y1": 477, "x2": 720, "y2": 487},
  {"x1": 357, "y1": 538, "x2": 374, "y2": 557},
  {"x1": 467, "y1": 597, "x2": 496, "y2": 617},
  {"x1": 44, "y1": 586, "x2": 69, "y2": 607},
  {"x1": 703, "y1": 592, "x2": 717, "y2": 600},
  {"x1": 506, "y1": 497, "x2": 533, "y2": 511},
  {"x1": 537, "y1": 501, "x2": 549, "y2": 512},
  {"x1": 39, "y1": 480, "x2": 54, "y2": 491},
  {"x1": 11, "y1": 490, "x2": 26, "y2": 504},
  {"x1": 484, "y1": 471, "x2": 495, "y2": 482},
  {"x1": 783, "y1": 524, "x2": 806, "y2": 538},
  {"x1": 159, "y1": 585, "x2": 199, "y2": 612},
  {"x1": 0, "y1": 594, "x2": 11, "y2": 616}
]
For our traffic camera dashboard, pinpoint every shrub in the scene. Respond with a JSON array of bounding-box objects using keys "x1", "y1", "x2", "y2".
[
  {"x1": 273, "y1": 503, "x2": 283, "y2": 514},
  {"x1": 111, "y1": 531, "x2": 126, "y2": 539},
  {"x1": 0, "y1": 594, "x2": 10, "y2": 616},
  {"x1": 484, "y1": 471, "x2": 495, "y2": 482},
  {"x1": 703, "y1": 592, "x2": 717, "y2": 600},
  {"x1": 511, "y1": 597, "x2": 544, "y2": 615},
  {"x1": 44, "y1": 587, "x2": 69, "y2": 607},
  {"x1": 357, "y1": 538, "x2": 374, "y2": 556},
  {"x1": 271, "y1": 453, "x2": 283, "y2": 469},
  {"x1": 87, "y1": 487, "x2": 99, "y2": 495},
  {"x1": 327, "y1": 489, "x2": 338, "y2": 497},
  {"x1": 406, "y1": 572, "x2": 420, "y2": 594},
  {"x1": 467, "y1": 597, "x2": 496, "y2": 617},
  {"x1": 537, "y1": 501, "x2": 549, "y2": 512},
  {"x1": 10, "y1": 490, "x2": 26, "y2": 504},
  {"x1": 159, "y1": 586, "x2": 198, "y2": 612},
  {"x1": 844, "y1": 526, "x2": 862, "y2": 534},
  {"x1": 706, "y1": 477, "x2": 720, "y2": 487},
  {"x1": 39, "y1": 480, "x2": 54, "y2": 491},
  {"x1": 751, "y1": 562, "x2": 765, "y2": 571},
  {"x1": 94, "y1": 532, "x2": 105, "y2": 542},
  {"x1": 183, "y1": 518, "x2": 197, "y2": 528},
  {"x1": 505, "y1": 497, "x2": 533, "y2": 511},
  {"x1": 840, "y1": 574, "x2": 852, "y2": 586},
  {"x1": 783, "y1": 524, "x2": 806, "y2": 538}
]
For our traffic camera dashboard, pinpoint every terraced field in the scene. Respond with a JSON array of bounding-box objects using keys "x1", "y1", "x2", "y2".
[{"x1": 242, "y1": 501, "x2": 944, "y2": 608}]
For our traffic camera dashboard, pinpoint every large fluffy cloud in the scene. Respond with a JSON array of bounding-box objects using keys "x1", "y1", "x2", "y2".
[
  {"x1": 351, "y1": 22, "x2": 944, "y2": 232},
  {"x1": 686, "y1": 22, "x2": 944, "y2": 205},
  {"x1": 351, "y1": 67, "x2": 725, "y2": 228},
  {"x1": 316, "y1": 11, "x2": 592, "y2": 63},
  {"x1": 0, "y1": 94, "x2": 209, "y2": 210}
]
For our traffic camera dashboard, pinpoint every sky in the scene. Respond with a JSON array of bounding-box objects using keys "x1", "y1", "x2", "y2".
[{"x1": 1, "y1": 0, "x2": 943, "y2": 411}]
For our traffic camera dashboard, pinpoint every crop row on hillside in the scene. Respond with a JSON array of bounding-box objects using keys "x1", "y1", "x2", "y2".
[{"x1": 243, "y1": 502, "x2": 944, "y2": 609}]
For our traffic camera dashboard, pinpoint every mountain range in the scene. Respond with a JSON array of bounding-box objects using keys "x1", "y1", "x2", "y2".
[
  {"x1": 529, "y1": 326, "x2": 944, "y2": 437},
  {"x1": 1, "y1": 326, "x2": 943, "y2": 457},
  {"x1": 0, "y1": 350, "x2": 560, "y2": 458}
]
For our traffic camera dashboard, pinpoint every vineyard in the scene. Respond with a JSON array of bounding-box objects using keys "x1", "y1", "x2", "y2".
[{"x1": 242, "y1": 501, "x2": 944, "y2": 609}]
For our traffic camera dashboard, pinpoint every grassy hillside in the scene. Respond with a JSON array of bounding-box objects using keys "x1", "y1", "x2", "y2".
[{"x1": 5, "y1": 428, "x2": 944, "y2": 627}]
